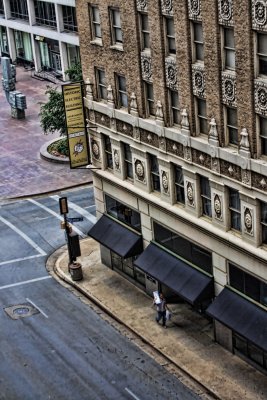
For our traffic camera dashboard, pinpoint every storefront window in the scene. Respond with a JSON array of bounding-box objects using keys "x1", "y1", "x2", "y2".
[
  {"x1": 229, "y1": 263, "x2": 267, "y2": 306},
  {"x1": 0, "y1": 26, "x2": 9, "y2": 56},
  {"x1": 233, "y1": 333, "x2": 267, "y2": 370},
  {"x1": 15, "y1": 31, "x2": 33, "y2": 61},
  {"x1": 153, "y1": 221, "x2": 212, "y2": 274},
  {"x1": 67, "y1": 44, "x2": 80, "y2": 67},
  {"x1": 105, "y1": 194, "x2": 141, "y2": 232}
]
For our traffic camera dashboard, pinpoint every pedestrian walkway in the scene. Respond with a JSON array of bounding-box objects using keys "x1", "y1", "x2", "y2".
[
  {"x1": 50, "y1": 238, "x2": 267, "y2": 400},
  {"x1": 0, "y1": 66, "x2": 92, "y2": 201}
]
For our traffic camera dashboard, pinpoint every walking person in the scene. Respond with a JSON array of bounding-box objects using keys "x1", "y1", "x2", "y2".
[{"x1": 153, "y1": 292, "x2": 169, "y2": 328}]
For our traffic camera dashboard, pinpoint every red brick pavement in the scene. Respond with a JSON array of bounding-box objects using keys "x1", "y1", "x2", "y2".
[{"x1": 0, "y1": 66, "x2": 92, "y2": 200}]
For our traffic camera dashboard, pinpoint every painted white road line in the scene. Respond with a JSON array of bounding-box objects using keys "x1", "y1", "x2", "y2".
[
  {"x1": 0, "y1": 215, "x2": 46, "y2": 256},
  {"x1": 125, "y1": 388, "x2": 141, "y2": 400},
  {"x1": 50, "y1": 195, "x2": 97, "y2": 224},
  {"x1": 0, "y1": 254, "x2": 44, "y2": 267},
  {"x1": 26, "y1": 298, "x2": 48, "y2": 318},
  {"x1": 28, "y1": 199, "x2": 86, "y2": 238},
  {"x1": 0, "y1": 276, "x2": 52, "y2": 291}
]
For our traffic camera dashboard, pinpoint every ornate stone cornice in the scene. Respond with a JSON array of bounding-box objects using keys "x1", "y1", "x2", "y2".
[
  {"x1": 252, "y1": 0, "x2": 267, "y2": 31},
  {"x1": 141, "y1": 52, "x2": 152, "y2": 82},
  {"x1": 254, "y1": 79, "x2": 267, "y2": 115},
  {"x1": 136, "y1": 0, "x2": 147, "y2": 12},
  {"x1": 192, "y1": 64, "x2": 205, "y2": 98},
  {"x1": 218, "y1": 0, "x2": 233, "y2": 26},
  {"x1": 165, "y1": 57, "x2": 178, "y2": 90},
  {"x1": 161, "y1": 0, "x2": 173, "y2": 16},
  {"x1": 188, "y1": 0, "x2": 201, "y2": 21},
  {"x1": 222, "y1": 71, "x2": 236, "y2": 107}
]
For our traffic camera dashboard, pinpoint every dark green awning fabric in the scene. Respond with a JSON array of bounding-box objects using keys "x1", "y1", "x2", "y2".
[
  {"x1": 206, "y1": 288, "x2": 267, "y2": 352},
  {"x1": 88, "y1": 215, "x2": 143, "y2": 258},
  {"x1": 134, "y1": 243, "x2": 214, "y2": 304}
]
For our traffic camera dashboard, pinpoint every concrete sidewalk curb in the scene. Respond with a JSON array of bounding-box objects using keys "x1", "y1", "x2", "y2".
[{"x1": 46, "y1": 245, "x2": 220, "y2": 400}]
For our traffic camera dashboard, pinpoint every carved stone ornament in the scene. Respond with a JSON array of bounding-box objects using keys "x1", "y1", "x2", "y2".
[
  {"x1": 184, "y1": 146, "x2": 192, "y2": 162},
  {"x1": 211, "y1": 157, "x2": 220, "y2": 174},
  {"x1": 242, "y1": 170, "x2": 251, "y2": 186},
  {"x1": 136, "y1": 0, "x2": 147, "y2": 12},
  {"x1": 134, "y1": 159, "x2": 146, "y2": 183},
  {"x1": 141, "y1": 52, "x2": 152, "y2": 82},
  {"x1": 186, "y1": 181, "x2": 195, "y2": 207},
  {"x1": 255, "y1": 79, "x2": 267, "y2": 115},
  {"x1": 188, "y1": 0, "x2": 201, "y2": 20},
  {"x1": 252, "y1": 0, "x2": 267, "y2": 31},
  {"x1": 192, "y1": 65, "x2": 205, "y2": 98},
  {"x1": 222, "y1": 72, "x2": 236, "y2": 106},
  {"x1": 165, "y1": 57, "x2": 178, "y2": 90},
  {"x1": 161, "y1": 171, "x2": 170, "y2": 194},
  {"x1": 91, "y1": 139, "x2": 101, "y2": 161},
  {"x1": 161, "y1": 0, "x2": 173, "y2": 16},
  {"x1": 218, "y1": 0, "x2": 233, "y2": 26},
  {"x1": 130, "y1": 92, "x2": 138, "y2": 115},
  {"x1": 113, "y1": 149, "x2": 120, "y2": 171},
  {"x1": 244, "y1": 207, "x2": 253, "y2": 235},
  {"x1": 214, "y1": 194, "x2": 222, "y2": 220}
]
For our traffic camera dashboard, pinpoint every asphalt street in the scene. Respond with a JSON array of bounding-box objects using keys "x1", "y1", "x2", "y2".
[{"x1": 0, "y1": 186, "x2": 200, "y2": 400}]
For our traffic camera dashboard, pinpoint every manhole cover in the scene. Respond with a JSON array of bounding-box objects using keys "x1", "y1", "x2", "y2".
[{"x1": 4, "y1": 303, "x2": 39, "y2": 320}]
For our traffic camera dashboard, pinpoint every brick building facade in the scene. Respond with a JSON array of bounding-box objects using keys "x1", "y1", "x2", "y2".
[{"x1": 77, "y1": 0, "x2": 267, "y2": 371}]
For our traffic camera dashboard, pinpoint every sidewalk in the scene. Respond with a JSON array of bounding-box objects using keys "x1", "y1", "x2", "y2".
[{"x1": 49, "y1": 238, "x2": 267, "y2": 400}]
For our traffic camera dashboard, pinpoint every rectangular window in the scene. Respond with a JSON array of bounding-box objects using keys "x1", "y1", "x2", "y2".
[
  {"x1": 153, "y1": 221, "x2": 213, "y2": 274},
  {"x1": 0, "y1": 0, "x2": 5, "y2": 15},
  {"x1": 174, "y1": 165, "x2": 185, "y2": 204},
  {"x1": 124, "y1": 143, "x2": 133, "y2": 179},
  {"x1": 90, "y1": 5, "x2": 102, "y2": 40},
  {"x1": 169, "y1": 89, "x2": 180, "y2": 125},
  {"x1": 103, "y1": 135, "x2": 113, "y2": 169},
  {"x1": 10, "y1": 0, "x2": 28, "y2": 20},
  {"x1": 196, "y1": 98, "x2": 208, "y2": 134},
  {"x1": 193, "y1": 22, "x2": 204, "y2": 62},
  {"x1": 261, "y1": 201, "x2": 267, "y2": 244},
  {"x1": 62, "y1": 6, "x2": 77, "y2": 32},
  {"x1": 34, "y1": 1, "x2": 56, "y2": 28},
  {"x1": 110, "y1": 8, "x2": 123, "y2": 45},
  {"x1": 233, "y1": 333, "x2": 267, "y2": 370},
  {"x1": 229, "y1": 263, "x2": 267, "y2": 307},
  {"x1": 165, "y1": 17, "x2": 176, "y2": 55},
  {"x1": 226, "y1": 107, "x2": 238, "y2": 145},
  {"x1": 259, "y1": 115, "x2": 267, "y2": 156},
  {"x1": 116, "y1": 74, "x2": 128, "y2": 108},
  {"x1": 144, "y1": 82, "x2": 155, "y2": 116},
  {"x1": 149, "y1": 154, "x2": 160, "y2": 192},
  {"x1": 257, "y1": 33, "x2": 267, "y2": 76},
  {"x1": 105, "y1": 194, "x2": 141, "y2": 232},
  {"x1": 229, "y1": 188, "x2": 241, "y2": 231},
  {"x1": 140, "y1": 13, "x2": 150, "y2": 50},
  {"x1": 200, "y1": 176, "x2": 211, "y2": 217},
  {"x1": 223, "y1": 27, "x2": 235, "y2": 70},
  {"x1": 96, "y1": 68, "x2": 107, "y2": 100}
]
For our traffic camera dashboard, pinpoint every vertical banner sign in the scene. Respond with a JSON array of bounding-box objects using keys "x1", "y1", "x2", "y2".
[{"x1": 62, "y1": 83, "x2": 90, "y2": 168}]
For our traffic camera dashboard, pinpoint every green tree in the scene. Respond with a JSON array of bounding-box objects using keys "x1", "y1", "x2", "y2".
[
  {"x1": 65, "y1": 62, "x2": 83, "y2": 82},
  {"x1": 39, "y1": 86, "x2": 66, "y2": 136}
]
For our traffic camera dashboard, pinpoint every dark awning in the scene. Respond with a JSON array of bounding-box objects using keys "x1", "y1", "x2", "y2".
[
  {"x1": 88, "y1": 214, "x2": 143, "y2": 258},
  {"x1": 134, "y1": 243, "x2": 213, "y2": 304},
  {"x1": 206, "y1": 287, "x2": 267, "y2": 352}
]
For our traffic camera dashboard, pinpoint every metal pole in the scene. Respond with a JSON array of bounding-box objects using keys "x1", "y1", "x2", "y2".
[{"x1": 64, "y1": 213, "x2": 72, "y2": 272}]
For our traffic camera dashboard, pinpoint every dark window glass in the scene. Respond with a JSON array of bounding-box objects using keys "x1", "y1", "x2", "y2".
[
  {"x1": 0, "y1": 0, "x2": 5, "y2": 14},
  {"x1": 117, "y1": 74, "x2": 128, "y2": 108},
  {"x1": 10, "y1": 0, "x2": 28, "y2": 20},
  {"x1": 193, "y1": 22, "x2": 204, "y2": 61},
  {"x1": 224, "y1": 27, "x2": 235, "y2": 70},
  {"x1": 227, "y1": 107, "x2": 238, "y2": 145},
  {"x1": 150, "y1": 154, "x2": 160, "y2": 192},
  {"x1": 34, "y1": 1, "x2": 56, "y2": 28},
  {"x1": 103, "y1": 135, "x2": 113, "y2": 169},
  {"x1": 258, "y1": 33, "x2": 267, "y2": 76},
  {"x1": 233, "y1": 333, "x2": 266, "y2": 370},
  {"x1": 62, "y1": 6, "x2": 77, "y2": 32},
  {"x1": 229, "y1": 188, "x2": 241, "y2": 231},
  {"x1": 153, "y1": 222, "x2": 212, "y2": 274},
  {"x1": 96, "y1": 68, "x2": 107, "y2": 100},
  {"x1": 110, "y1": 8, "x2": 122, "y2": 44},
  {"x1": 197, "y1": 98, "x2": 208, "y2": 134},
  {"x1": 259, "y1": 116, "x2": 267, "y2": 156},
  {"x1": 200, "y1": 176, "x2": 211, "y2": 217},
  {"x1": 261, "y1": 201, "x2": 267, "y2": 244},
  {"x1": 174, "y1": 165, "x2": 185, "y2": 204},
  {"x1": 124, "y1": 143, "x2": 133, "y2": 179},
  {"x1": 140, "y1": 13, "x2": 150, "y2": 49},
  {"x1": 145, "y1": 82, "x2": 154, "y2": 116},
  {"x1": 229, "y1": 264, "x2": 244, "y2": 293},
  {"x1": 105, "y1": 194, "x2": 141, "y2": 232},
  {"x1": 166, "y1": 17, "x2": 176, "y2": 54},
  {"x1": 90, "y1": 5, "x2": 102, "y2": 39},
  {"x1": 169, "y1": 90, "x2": 180, "y2": 125}
]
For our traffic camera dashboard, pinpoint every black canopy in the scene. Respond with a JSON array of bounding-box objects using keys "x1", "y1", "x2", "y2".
[
  {"x1": 134, "y1": 243, "x2": 214, "y2": 304},
  {"x1": 206, "y1": 287, "x2": 267, "y2": 352},
  {"x1": 88, "y1": 214, "x2": 143, "y2": 258}
]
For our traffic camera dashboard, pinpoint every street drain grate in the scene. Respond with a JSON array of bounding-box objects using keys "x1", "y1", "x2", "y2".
[{"x1": 4, "y1": 303, "x2": 40, "y2": 320}]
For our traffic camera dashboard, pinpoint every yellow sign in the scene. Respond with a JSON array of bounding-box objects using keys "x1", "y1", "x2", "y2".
[{"x1": 62, "y1": 83, "x2": 90, "y2": 168}]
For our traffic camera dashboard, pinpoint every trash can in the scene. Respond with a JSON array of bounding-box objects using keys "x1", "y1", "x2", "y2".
[{"x1": 69, "y1": 262, "x2": 83, "y2": 281}]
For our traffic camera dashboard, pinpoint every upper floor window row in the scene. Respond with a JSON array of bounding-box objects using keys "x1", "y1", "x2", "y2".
[
  {"x1": 34, "y1": 1, "x2": 56, "y2": 28},
  {"x1": 89, "y1": 6, "x2": 123, "y2": 47},
  {"x1": 10, "y1": 0, "x2": 28, "y2": 21}
]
